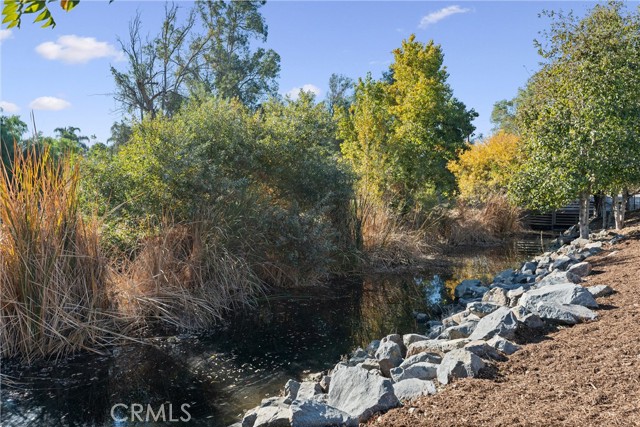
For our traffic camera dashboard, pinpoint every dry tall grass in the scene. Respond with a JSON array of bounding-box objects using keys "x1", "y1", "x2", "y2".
[
  {"x1": 355, "y1": 192, "x2": 433, "y2": 268},
  {"x1": 441, "y1": 194, "x2": 523, "y2": 246},
  {"x1": 0, "y1": 147, "x2": 118, "y2": 362},
  {"x1": 113, "y1": 222, "x2": 264, "y2": 331}
]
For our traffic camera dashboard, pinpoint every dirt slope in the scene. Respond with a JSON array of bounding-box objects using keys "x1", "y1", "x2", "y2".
[{"x1": 372, "y1": 227, "x2": 640, "y2": 427}]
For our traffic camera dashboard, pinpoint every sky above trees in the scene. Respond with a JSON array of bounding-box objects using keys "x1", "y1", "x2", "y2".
[{"x1": 0, "y1": 1, "x2": 597, "y2": 143}]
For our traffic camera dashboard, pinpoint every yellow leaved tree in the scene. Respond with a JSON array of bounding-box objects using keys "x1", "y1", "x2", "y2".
[{"x1": 448, "y1": 131, "x2": 520, "y2": 203}]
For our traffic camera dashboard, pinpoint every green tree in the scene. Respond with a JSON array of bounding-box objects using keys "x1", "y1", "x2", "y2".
[
  {"x1": 387, "y1": 35, "x2": 477, "y2": 205},
  {"x1": 327, "y1": 73, "x2": 354, "y2": 117},
  {"x1": 339, "y1": 36, "x2": 477, "y2": 209},
  {"x1": 512, "y1": 1, "x2": 640, "y2": 236},
  {"x1": 195, "y1": 0, "x2": 281, "y2": 107},
  {"x1": 0, "y1": 114, "x2": 28, "y2": 179},
  {"x1": 54, "y1": 126, "x2": 89, "y2": 146},
  {"x1": 337, "y1": 74, "x2": 393, "y2": 202},
  {"x1": 107, "y1": 120, "x2": 133, "y2": 149},
  {"x1": 490, "y1": 99, "x2": 518, "y2": 134}
]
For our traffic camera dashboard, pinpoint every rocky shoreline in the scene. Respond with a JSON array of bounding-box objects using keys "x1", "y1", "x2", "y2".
[{"x1": 233, "y1": 229, "x2": 620, "y2": 427}]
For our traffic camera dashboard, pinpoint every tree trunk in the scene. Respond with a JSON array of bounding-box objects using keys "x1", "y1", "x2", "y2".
[
  {"x1": 613, "y1": 190, "x2": 627, "y2": 230},
  {"x1": 600, "y1": 194, "x2": 607, "y2": 229},
  {"x1": 578, "y1": 191, "x2": 590, "y2": 239}
]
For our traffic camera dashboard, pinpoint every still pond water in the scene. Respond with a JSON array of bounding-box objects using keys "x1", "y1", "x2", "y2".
[{"x1": 1, "y1": 238, "x2": 549, "y2": 427}]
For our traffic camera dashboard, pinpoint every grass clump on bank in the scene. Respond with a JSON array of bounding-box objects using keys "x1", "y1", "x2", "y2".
[{"x1": 0, "y1": 147, "x2": 115, "y2": 362}]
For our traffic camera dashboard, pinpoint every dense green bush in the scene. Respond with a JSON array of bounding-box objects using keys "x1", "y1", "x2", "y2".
[{"x1": 81, "y1": 95, "x2": 355, "y2": 285}]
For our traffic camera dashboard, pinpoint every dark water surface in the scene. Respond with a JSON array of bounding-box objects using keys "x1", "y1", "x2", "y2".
[{"x1": 0, "y1": 238, "x2": 549, "y2": 427}]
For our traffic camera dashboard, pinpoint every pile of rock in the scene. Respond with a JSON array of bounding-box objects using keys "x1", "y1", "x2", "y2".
[{"x1": 234, "y1": 233, "x2": 619, "y2": 427}]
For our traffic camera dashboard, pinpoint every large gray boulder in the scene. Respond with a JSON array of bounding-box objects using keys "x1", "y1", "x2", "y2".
[
  {"x1": 406, "y1": 339, "x2": 470, "y2": 357},
  {"x1": 567, "y1": 261, "x2": 592, "y2": 277},
  {"x1": 374, "y1": 341, "x2": 403, "y2": 377},
  {"x1": 534, "y1": 302, "x2": 598, "y2": 325},
  {"x1": 327, "y1": 366, "x2": 399, "y2": 423},
  {"x1": 289, "y1": 399, "x2": 357, "y2": 427},
  {"x1": 436, "y1": 349, "x2": 485, "y2": 385},
  {"x1": 389, "y1": 362, "x2": 438, "y2": 382},
  {"x1": 399, "y1": 352, "x2": 442, "y2": 369},
  {"x1": 519, "y1": 283, "x2": 598, "y2": 312},
  {"x1": 468, "y1": 306, "x2": 518, "y2": 341},
  {"x1": 392, "y1": 379, "x2": 436, "y2": 401}
]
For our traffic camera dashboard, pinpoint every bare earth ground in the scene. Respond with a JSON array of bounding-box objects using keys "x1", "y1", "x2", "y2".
[{"x1": 371, "y1": 221, "x2": 640, "y2": 427}]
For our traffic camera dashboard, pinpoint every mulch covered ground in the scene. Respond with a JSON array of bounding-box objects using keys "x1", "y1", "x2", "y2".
[{"x1": 371, "y1": 224, "x2": 640, "y2": 427}]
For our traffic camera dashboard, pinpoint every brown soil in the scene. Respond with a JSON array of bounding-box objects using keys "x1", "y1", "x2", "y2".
[{"x1": 371, "y1": 223, "x2": 640, "y2": 427}]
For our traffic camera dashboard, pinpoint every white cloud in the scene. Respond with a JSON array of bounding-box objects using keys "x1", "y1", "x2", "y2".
[
  {"x1": 419, "y1": 5, "x2": 470, "y2": 28},
  {"x1": 0, "y1": 101, "x2": 20, "y2": 113},
  {"x1": 0, "y1": 29, "x2": 12, "y2": 42},
  {"x1": 35, "y1": 35, "x2": 124, "y2": 64},
  {"x1": 286, "y1": 84, "x2": 322, "y2": 100},
  {"x1": 29, "y1": 96, "x2": 71, "y2": 111}
]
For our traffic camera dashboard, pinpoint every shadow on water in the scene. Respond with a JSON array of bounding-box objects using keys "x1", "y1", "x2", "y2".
[{"x1": 1, "y1": 236, "x2": 550, "y2": 427}]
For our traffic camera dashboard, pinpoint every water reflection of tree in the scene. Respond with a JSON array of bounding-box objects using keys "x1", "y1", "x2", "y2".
[
  {"x1": 349, "y1": 276, "x2": 429, "y2": 348},
  {"x1": 443, "y1": 241, "x2": 530, "y2": 296}
]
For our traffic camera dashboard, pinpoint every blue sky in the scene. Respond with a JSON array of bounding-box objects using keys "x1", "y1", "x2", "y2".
[{"x1": 0, "y1": 1, "x2": 601, "y2": 143}]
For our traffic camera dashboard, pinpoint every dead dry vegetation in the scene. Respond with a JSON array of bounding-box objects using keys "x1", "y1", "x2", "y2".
[{"x1": 371, "y1": 219, "x2": 640, "y2": 427}]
